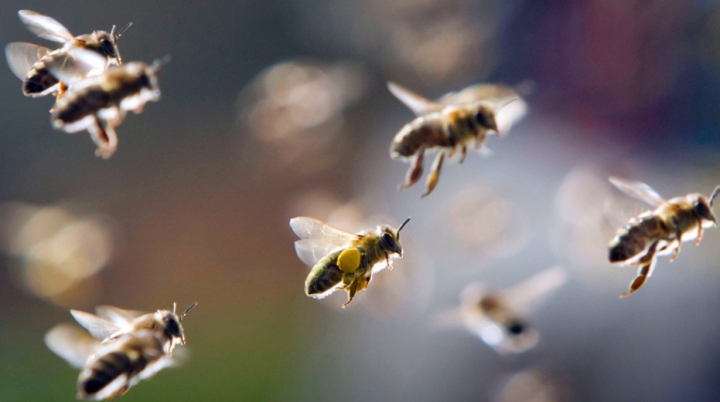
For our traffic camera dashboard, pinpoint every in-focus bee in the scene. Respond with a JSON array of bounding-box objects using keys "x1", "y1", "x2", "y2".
[
  {"x1": 69, "y1": 302, "x2": 197, "y2": 355},
  {"x1": 290, "y1": 216, "x2": 410, "y2": 308},
  {"x1": 46, "y1": 48, "x2": 163, "y2": 158},
  {"x1": 435, "y1": 267, "x2": 566, "y2": 354},
  {"x1": 388, "y1": 81, "x2": 527, "y2": 197},
  {"x1": 608, "y1": 177, "x2": 720, "y2": 297},
  {"x1": 46, "y1": 324, "x2": 175, "y2": 400},
  {"x1": 5, "y1": 10, "x2": 130, "y2": 98}
]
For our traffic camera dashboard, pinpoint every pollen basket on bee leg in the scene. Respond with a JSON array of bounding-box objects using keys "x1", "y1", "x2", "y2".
[{"x1": 337, "y1": 248, "x2": 361, "y2": 273}]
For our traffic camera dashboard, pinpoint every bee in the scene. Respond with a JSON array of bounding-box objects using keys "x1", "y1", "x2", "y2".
[
  {"x1": 388, "y1": 81, "x2": 526, "y2": 197},
  {"x1": 608, "y1": 177, "x2": 720, "y2": 297},
  {"x1": 46, "y1": 48, "x2": 163, "y2": 158},
  {"x1": 68, "y1": 302, "x2": 197, "y2": 355},
  {"x1": 290, "y1": 216, "x2": 410, "y2": 308},
  {"x1": 455, "y1": 267, "x2": 566, "y2": 354},
  {"x1": 5, "y1": 10, "x2": 131, "y2": 98},
  {"x1": 46, "y1": 324, "x2": 175, "y2": 400}
]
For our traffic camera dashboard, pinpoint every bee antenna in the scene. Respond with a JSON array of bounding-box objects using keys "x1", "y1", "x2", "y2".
[
  {"x1": 151, "y1": 55, "x2": 172, "y2": 72},
  {"x1": 114, "y1": 22, "x2": 133, "y2": 40},
  {"x1": 180, "y1": 302, "x2": 198, "y2": 321},
  {"x1": 710, "y1": 186, "x2": 720, "y2": 207},
  {"x1": 172, "y1": 302, "x2": 177, "y2": 315},
  {"x1": 397, "y1": 218, "x2": 411, "y2": 237}
]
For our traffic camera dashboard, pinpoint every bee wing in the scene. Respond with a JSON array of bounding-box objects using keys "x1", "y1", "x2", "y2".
[
  {"x1": 45, "y1": 323, "x2": 101, "y2": 369},
  {"x1": 5, "y1": 42, "x2": 52, "y2": 80},
  {"x1": 95, "y1": 305, "x2": 146, "y2": 326},
  {"x1": 18, "y1": 10, "x2": 74, "y2": 43},
  {"x1": 608, "y1": 177, "x2": 666, "y2": 206},
  {"x1": 70, "y1": 309, "x2": 125, "y2": 340},
  {"x1": 504, "y1": 266, "x2": 567, "y2": 312},
  {"x1": 290, "y1": 217, "x2": 360, "y2": 267},
  {"x1": 44, "y1": 48, "x2": 106, "y2": 85},
  {"x1": 387, "y1": 81, "x2": 444, "y2": 116}
]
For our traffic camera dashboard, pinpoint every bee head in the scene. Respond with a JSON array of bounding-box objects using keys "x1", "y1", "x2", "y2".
[
  {"x1": 379, "y1": 218, "x2": 410, "y2": 257},
  {"x1": 696, "y1": 187, "x2": 720, "y2": 226},
  {"x1": 472, "y1": 104, "x2": 499, "y2": 133},
  {"x1": 98, "y1": 22, "x2": 131, "y2": 64},
  {"x1": 161, "y1": 302, "x2": 197, "y2": 346}
]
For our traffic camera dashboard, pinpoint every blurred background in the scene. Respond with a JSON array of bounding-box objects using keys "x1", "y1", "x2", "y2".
[{"x1": 1, "y1": 0, "x2": 720, "y2": 401}]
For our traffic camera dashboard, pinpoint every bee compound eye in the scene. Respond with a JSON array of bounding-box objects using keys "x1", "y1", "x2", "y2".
[
  {"x1": 99, "y1": 39, "x2": 116, "y2": 57},
  {"x1": 382, "y1": 232, "x2": 394, "y2": 245}
]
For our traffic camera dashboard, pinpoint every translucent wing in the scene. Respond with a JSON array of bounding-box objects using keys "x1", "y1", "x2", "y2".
[
  {"x1": 438, "y1": 83, "x2": 520, "y2": 105},
  {"x1": 95, "y1": 305, "x2": 146, "y2": 326},
  {"x1": 44, "y1": 48, "x2": 106, "y2": 84},
  {"x1": 18, "y1": 10, "x2": 74, "y2": 43},
  {"x1": 5, "y1": 42, "x2": 51, "y2": 80},
  {"x1": 387, "y1": 81, "x2": 444, "y2": 116},
  {"x1": 45, "y1": 323, "x2": 100, "y2": 369},
  {"x1": 290, "y1": 217, "x2": 360, "y2": 267},
  {"x1": 70, "y1": 309, "x2": 124, "y2": 340},
  {"x1": 504, "y1": 266, "x2": 567, "y2": 312},
  {"x1": 609, "y1": 177, "x2": 665, "y2": 206}
]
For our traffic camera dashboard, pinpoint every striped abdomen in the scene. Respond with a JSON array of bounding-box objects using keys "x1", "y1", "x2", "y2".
[
  {"x1": 23, "y1": 52, "x2": 62, "y2": 96},
  {"x1": 78, "y1": 331, "x2": 164, "y2": 399},
  {"x1": 305, "y1": 249, "x2": 344, "y2": 296},
  {"x1": 391, "y1": 108, "x2": 485, "y2": 158},
  {"x1": 609, "y1": 215, "x2": 667, "y2": 263}
]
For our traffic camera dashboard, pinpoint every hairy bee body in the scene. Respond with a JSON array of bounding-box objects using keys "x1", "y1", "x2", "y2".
[
  {"x1": 391, "y1": 104, "x2": 492, "y2": 159},
  {"x1": 6, "y1": 11, "x2": 127, "y2": 98},
  {"x1": 305, "y1": 232, "x2": 385, "y2": 297},
  {"x1": 52, "y1": 62, "x2": 159, "y2": 129},
  {"x1": 77, "y1": 330, "x2": 168, "y2": 400},
  {"x1": 291, "y1": 217, "x2": 409, "y2": 307},
  {"x1": 607, "y1": 177, "x2": 720, "y2": 297},
  {"x1": 610, "y1": 196, "x2": 711, "y2": 264}
]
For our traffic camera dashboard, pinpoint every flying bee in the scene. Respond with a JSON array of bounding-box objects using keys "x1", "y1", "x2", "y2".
[
  {"x1": 69, "y1": 302, "x2": 197, "y2": 355},
  {"x1": 608, "y1": 177, "x2": 720, "y2": 297},
  {"x1": 290, "y1": 216, "x2": 410, "y2": 308},
  {"x1": 388, "y1": 81, "x2": 527, "y2": 197},
  {"x1": 46, "y1": 48, "x2": 163, "y2": 158},
  {"x1": 5, "y1": 10, "x2": 131, "y2": 98},
  {"x1": 434, "y1": 267, "x2": 566, "y2": 354},
  {"x1": 46, "y1": 324, "x2": 175, "y2": 400}
]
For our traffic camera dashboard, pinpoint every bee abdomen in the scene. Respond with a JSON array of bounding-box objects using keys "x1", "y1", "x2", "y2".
[
  {"x1": 80, "y1": 351, "x2": 132, "y2": 395},
  {"x1": 391, "y1": 120, "x2": 446, "y2": 158},
  {"x1": 54, "y1": 88, "x2": 111, "y2": 124},
  {"x1": 305, "y1": 257, "x2": 343, "y2": 296},
  {"x1": 23, "y1": 65, "x2": 58, "y2": 96},
  {"x1": 609, "y1": 217, "x2": 663, "y2": 262}
]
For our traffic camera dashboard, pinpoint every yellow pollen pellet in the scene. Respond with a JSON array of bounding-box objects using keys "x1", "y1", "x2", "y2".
[{"x1": 337, "y1": 248, "x2": 361, "y2": 273}]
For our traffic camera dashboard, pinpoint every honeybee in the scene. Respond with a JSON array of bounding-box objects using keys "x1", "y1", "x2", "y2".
[
  {"x1": 69, "y1": 302, "x2": 197, "y2": 355},
  {"x1": 5, "y1": 10, "x2": 130, "y2": 98},
  {"x1": 435, "y1": 267, "x2": 566, "y2": 354},
  {"x1": 608, "y1": 177, "x2": 720, "y2": 297},
  {"x1": 46, "y1": 48, "x2": 163, "y2": 158},
  {"x1": 46, "y1": 324, "x2": 175, "y2": 400},
  {"x1": 388, "y1": 81, "x2": 526, "y2": 197},
  {"x1": 290, "y1": 216, "x2": 410, "y2": 308}
]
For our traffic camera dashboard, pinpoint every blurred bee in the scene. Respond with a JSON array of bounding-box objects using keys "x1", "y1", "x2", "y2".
[
  {"x1": 46, "y1": 48, "x2": 163, "y2": 158},
  {"x1": 436, "y1": 267, "x2": 566, "y2": 354},
  {"x1": 608, "y1": 177, "x2": 720, "y2": 297},
  {"x1": 69, "y1": 302, "x2": 197, "y2": 355},
  {"x1": 290, "y1": 216, "x2": 410, "y2": 308},
  {"x1": 388, "y1": 81, "x2": 527, "y2": 197},
  {"x1": 5, "y1": 10, "x2": 130, "y2": 98},
  {"x1": 46, "y1": 324, "x2": 175, "y2": 400}
]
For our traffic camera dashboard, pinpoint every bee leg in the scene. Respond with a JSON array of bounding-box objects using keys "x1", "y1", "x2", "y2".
[
  {"x1": 401, "y1": 146, "x2": 426, "y2": 190},
  {"x1": 343, "y1": 280, "x2": 359, "y2": 308},
  {"x1": 421, "y1": 151, "x2": 445, "y2": 197},
  {"x1": 88, "y1": 118, "x2": 118, "y2": 159},
  {"x1": 620, "y1": 241, "x2": 658, "y2": 298},
  {"x1": 696, "y1": 222, "x2": 704, "y2": 245},
  {"x1": 386, "y1": 254, "x2": 393, "y2": 270},
  {"x1": 459, "y1": 145, "x2": 467, "y2": 164},
  {"x1": 670, "y1": 226, "x2": 682, "y2": 262}
]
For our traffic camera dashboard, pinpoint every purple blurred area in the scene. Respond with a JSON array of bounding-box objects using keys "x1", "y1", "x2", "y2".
[{"x1": 1, "y1": 0, "x2": 720, "y2": 401}]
